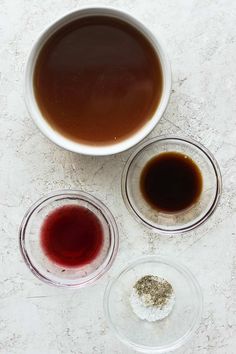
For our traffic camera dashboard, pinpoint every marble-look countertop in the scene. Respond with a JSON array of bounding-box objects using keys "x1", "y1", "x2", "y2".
[{"x1": 0, "y1": 0, "x2": 236, "y2": 353}]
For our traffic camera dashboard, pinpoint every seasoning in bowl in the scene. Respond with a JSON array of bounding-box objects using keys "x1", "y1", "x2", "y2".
[{"x1": 130, "y1": 275, "x2": 175, "y2": 321}]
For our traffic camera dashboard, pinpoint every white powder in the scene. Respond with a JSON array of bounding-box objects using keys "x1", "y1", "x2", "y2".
[{"x1": 130, "y1": 276, "x2": 175, "y2": 322}]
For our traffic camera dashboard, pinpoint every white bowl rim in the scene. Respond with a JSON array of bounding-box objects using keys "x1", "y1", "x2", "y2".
[{"x1": 24, "y1": 6, "x2": 171, "y2": 156}]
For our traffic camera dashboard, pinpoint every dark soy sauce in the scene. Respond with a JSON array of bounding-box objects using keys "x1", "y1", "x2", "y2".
[
  {"x1": 140, "y1": 152, "x2": 203, "y2": 213},
  {"x1": 40, "y1": 205, "x2": 104, "y2": 267},
  {"x1": 34, "y1": 16, "x2": 163, "y2": 145}
]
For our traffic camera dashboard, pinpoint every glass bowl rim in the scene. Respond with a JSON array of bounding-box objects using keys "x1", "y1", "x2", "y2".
[
  {"x1": 19, "y1": 189, "x2": 119, "y2": 288},
  {"x1": 104, "y1": 255, "x2": 203, "y2": 353},
  {"x1": 121, "y1": 135, "x2": 222, "y2": 234}
]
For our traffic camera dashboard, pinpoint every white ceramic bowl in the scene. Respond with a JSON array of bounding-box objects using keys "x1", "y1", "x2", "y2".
[{"x1": 25, "y1": 7, "x2": 171, "y2": 156}]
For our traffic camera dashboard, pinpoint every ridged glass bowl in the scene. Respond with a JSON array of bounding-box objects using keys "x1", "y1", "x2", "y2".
[
  {"x1": 104, "y1": 256, "x2": 203, "y2": 353},
  {"x1": 122, "y1": 136, "x2": 222, "y2": 233},
  {"x1": 19, "y1": 190, "x2": 119, "y2": 288}
]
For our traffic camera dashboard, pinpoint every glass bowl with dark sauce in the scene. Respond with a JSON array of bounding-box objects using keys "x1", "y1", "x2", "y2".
[
  {"x1": 122, "y1": 136, "x2": 222, "y2": 233},
  {"x1": 19, "y1": 190, "x2": 119, "y2": 287}
]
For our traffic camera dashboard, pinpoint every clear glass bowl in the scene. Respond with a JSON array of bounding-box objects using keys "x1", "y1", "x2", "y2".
[
  {"x1": 19, "y1": 190, "x2": 119, "y2": 288},
  {"x1": 104, "y1": 256, "x2": 203, "y2": 353},
  {"x1": 121, "y1": 136, "x2": 222, "y2": 233}
]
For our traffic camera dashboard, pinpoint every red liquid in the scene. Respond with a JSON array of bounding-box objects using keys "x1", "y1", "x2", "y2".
[{"x1": 40, "y1": 205, "x2": 104, "y2": 267}]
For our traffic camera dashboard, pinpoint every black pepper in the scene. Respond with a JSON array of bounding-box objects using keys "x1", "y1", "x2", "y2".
[{"x1": 134, "y1": 275, "x2": 173, "y2": 308}]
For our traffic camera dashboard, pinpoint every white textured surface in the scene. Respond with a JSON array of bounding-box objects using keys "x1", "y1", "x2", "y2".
[{"x1": 0, "y1": 0, "x2": 236, "y2": 353}]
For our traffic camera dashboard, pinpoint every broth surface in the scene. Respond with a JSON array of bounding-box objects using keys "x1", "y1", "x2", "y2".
[{"x1": 34, "y1": 16, "x2": 163, "y2": 145}]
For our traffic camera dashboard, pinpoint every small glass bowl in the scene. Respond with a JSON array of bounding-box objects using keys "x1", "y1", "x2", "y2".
[
  {"x1": 121, "y1": 136, "x2": 222, "y2": 233},
  {"x1": 19, "y1": 190, "x2": 119, "y2": 288},
  {"x1": 104, "y1": 256, "x2": 203, "y2": 353}
]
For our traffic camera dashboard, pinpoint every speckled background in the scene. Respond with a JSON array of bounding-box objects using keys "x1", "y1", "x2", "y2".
[{"x1": 0, "y1": 0, "x2": 236, "y2": 353}]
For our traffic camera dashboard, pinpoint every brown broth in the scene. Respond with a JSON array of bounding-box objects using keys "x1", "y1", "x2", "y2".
[
  {"x1": 34, "y1": 16, "x2": 163, "y2": 145},
  {"x1": 140, "y1": 152, "x2": 203, "y2": 213}
]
